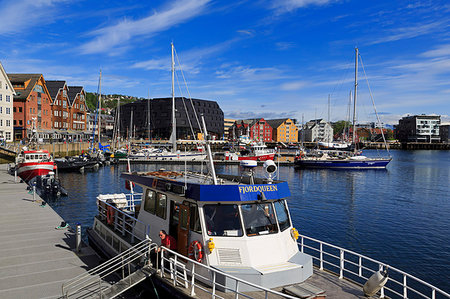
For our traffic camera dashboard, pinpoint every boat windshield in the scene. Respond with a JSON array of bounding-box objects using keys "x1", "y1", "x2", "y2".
[
  {"x1": 203, "y1": 204, "x2": 243, "y2": 237},
  {"x1": 241, "y1": 203, "x2": 278, "y2": 236},
  {"x1": 273, "y1": 199, "x2": 291, "y2": 231}
]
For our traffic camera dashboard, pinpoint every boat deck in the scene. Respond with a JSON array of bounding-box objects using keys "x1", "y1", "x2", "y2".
[
  {"x1": 0, "y1": 164, "x2": 103, "y2": 299},
  {"x1": 156, "y1": 267, "x2": 369, "y2": 298}
]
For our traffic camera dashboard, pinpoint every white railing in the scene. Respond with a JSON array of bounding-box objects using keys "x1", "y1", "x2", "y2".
[
  {"x1": 158, "y1": 246, "x2": 299, "y2": 299},
  {"x1": 298, "y1": 234, "x2": 450, "y2": 299},
  {"x1": 97, "y1": 199, "x2": 149, "y2": 243},
  {"x1": 62, "y1": 238, "x2": 157, "y2": 298}
]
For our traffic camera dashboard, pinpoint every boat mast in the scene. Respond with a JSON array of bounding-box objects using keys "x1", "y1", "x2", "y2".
[
  {"x1": 147, "y1": 91, "x2": 151, "y2": 142},
  {"x1": 170, "y1": 43, "x2": 177, "y2": 153},
  {"x1": 201, "y1": 115, "x2": 217, "y2": 185},
  {"x1": 352, "y1": 48, "x2": 358, "y2": 153},
  {"x1": 98, "y1": 70, "x2": 102, "y2": 147},
  {"x1": 117, "y1": 95, "x2": 120, "y2": 149}
]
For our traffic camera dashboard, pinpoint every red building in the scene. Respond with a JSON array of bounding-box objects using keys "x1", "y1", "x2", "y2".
[
  {"x1": 46, "y1": 80, "x2": 70, "y2": 130},
  {"x1": 231, "y1": 118, "x2": 273, "y2": 142},
  {"x1": 68, "y1": 86, "x2": 87, "y2": 131},
  {"x1": 7, "y1": 74, "x2": 53, "y2": 140}
]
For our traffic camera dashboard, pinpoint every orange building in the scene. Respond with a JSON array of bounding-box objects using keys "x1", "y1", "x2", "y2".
[
  {"x1": 267, "y1": 118, "x2": 298, "y2": 143},
  {"x1": 7, "y1": 74, "x2": 53, "y2": 140},
  {"x1": 68, "y1": 86, "x2": 87, "y2": 130}
]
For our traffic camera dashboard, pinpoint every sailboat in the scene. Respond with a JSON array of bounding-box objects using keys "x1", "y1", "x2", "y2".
[{"x1": 295, "y1": 48, "x2": 392, "y2": 169}]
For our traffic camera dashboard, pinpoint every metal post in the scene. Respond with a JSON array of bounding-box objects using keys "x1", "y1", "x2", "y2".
[
  {"x1": 76, "y1": 223, "x2": 81, "y2": 252},
  {"x1": 339, "y1": 249, "x2": 344, "y2": 279},
  {"x1": 320, "y1": 243, "x2": 323, "y2": 270},
  {"x1": 33, "y1": 184, "x2": 36, "y2": 202},
  {"x1": 14, "y1": 169, "x2": 17, "y2": 182}
]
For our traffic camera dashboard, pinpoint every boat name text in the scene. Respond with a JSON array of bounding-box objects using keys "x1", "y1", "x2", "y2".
[{"x1": 239, "y1": 185, "x2": 278, "y2": 194}]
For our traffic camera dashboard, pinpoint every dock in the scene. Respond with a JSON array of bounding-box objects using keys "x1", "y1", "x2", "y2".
[{"x1": 0, "y1": 164, "x2": 102, "y2": 299}]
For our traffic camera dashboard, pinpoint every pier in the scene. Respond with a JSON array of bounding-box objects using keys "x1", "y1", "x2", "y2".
[{"x1": 0, "y1": 164, "x2": 101, "y2": 299}]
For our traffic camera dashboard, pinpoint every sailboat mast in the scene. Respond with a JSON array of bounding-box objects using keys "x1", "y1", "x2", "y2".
[
  {"x1": 352, "y1": 48, "x2": 358, "y2": 153},
  {"x1": 98, "y1": 70, "x2": 102, "y2": 146},
  {"x1": 171, "y1": 43, "x2": 177, "y2": 152},
  {"x1": 147, "y1": 92, "x2": 151, "y2": 142},
  {"x1": 117, "y1": 95, "x2": 120, "y2": 149}
]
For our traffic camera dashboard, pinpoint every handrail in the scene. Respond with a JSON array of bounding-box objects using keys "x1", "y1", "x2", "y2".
[
  {"x1": 158, "y1": 246, "x2": 299, "y2": 299},
  {"x1": 62, "y1": 238, "x2": 158, "y2": 298},
  {"x1": 298, "y1": 234, "x2": 450, "y2": 299}
]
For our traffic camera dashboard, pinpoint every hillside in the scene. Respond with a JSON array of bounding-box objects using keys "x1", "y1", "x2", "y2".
[{"x1": 86, "y1": 92, "x2": 144, "y2": 112}]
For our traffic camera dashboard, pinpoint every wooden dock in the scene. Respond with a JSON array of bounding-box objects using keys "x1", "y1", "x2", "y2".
[{"x1": 0, "y1": 164, "x2": 102, "y2": 299}]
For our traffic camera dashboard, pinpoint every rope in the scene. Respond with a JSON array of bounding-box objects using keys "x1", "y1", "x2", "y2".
[{"x1": 358, "y1": 53, "x2": 391, "y2": 157}]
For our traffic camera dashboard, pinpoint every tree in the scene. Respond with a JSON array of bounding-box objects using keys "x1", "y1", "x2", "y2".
[{"x1": 332, "y1": 120, "x2": 352, "y2": 137}]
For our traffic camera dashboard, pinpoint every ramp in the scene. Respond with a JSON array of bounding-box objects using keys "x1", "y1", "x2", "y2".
[{"x1": 101, "y1": 267, "x2": 155, "y2": 299}]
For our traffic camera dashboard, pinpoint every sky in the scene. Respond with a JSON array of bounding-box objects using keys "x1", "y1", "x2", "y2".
[{"x1": 1, "y1": 0, "x2": 449, "y2": 125}]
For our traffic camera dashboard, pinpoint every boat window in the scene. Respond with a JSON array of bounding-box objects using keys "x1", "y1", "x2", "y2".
[
  {"x1": 144, "y1": 190, "x2": 156, "y2": 214},
  {"x1": 189, "y1": 204, "x2": 201, "y2": 234},
  {"x1": 274, "y1": 200, "x2": 291, "y2": 232},
  {"x1": 241, "y1": 203, "x2": 278, "y2": 236},
  {"x1": 156, "y1": 193, "x2": 167, "y2": 219},
  {"x1": 203, "y1": 204, "x2": 243, "y2": 237}
]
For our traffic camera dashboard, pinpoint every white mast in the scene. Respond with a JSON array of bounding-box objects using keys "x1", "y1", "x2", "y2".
[
  {"x1": 97, "y1": 70, "x2": 102, "y2": 146},
  {"x1": 352, "y1": 48, "x2": 358, "y2": 153},
  {"x1": 170, "y1": 43, "x2": 177, "y2": 152},
  {"x1": 147, "y1": 91, "x2": 151, "y2": 142},
  {"x1": 117, "y1": 95, "x2": 120, "y2": 149}
]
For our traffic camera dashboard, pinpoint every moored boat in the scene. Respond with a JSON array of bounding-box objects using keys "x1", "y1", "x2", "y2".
[
  {"x1": 225, "y1": 142, "x2": 276, "y2": 161},
  {"x1": 16, "y1": 149, "x2": 56, "y2": 182}
]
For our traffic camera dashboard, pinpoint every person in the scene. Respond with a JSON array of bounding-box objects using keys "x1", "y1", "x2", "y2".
[{"x1": 151, "y1": 230, "x2": 177, "y2": 269}]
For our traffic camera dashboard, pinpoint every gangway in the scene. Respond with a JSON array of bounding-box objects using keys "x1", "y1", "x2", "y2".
[{"x1": 61, "y1": 238, "x2": 157, "y2": 298}]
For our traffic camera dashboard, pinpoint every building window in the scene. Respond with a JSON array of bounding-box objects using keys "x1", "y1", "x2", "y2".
[
  {"x1": 0, "y1": 94, "x2": 2, "y2": 101},
  {"x1": 6, "y1": 95, "x2": 11, "y2": 102},
  {"x1": 19, "y1": 120, "x2": 22, "y2": 125},
  {"x1": 13, "y1": 120, "x2": 16, "y2": 125},
  {"x1": 6, "y1": 120, "x2": 10, "y2": 126},
  {"x1": 19, "y1": 107, "x2": 22, "y2": 112},
  {"x1": 13, "y1": 107, "x2": 16, "y2": 112},
  {"x1": 6, "y1": 108, "x2": 10, "y2": 114}
]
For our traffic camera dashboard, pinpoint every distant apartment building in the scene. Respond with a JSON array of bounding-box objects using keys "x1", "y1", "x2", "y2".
[
  {"x1": 230, "y1": 118, "x2": 273, "y2": 142},
  {"x1": 224, "y1": 118, "x2": 235, "y2": 140},
  {"x1": 395, "y1": 115, "x2": 441, "y2": 143},
  {"x1": 46, "y1": 80, "x2": 71, "y2": 130},
  {"x1": 267, "y1": 118, "x2": 298, "y2": 143},
  {"x1": 0, "y1": 62, "x2": 15, "y2": 142},
  {"x1": 302, "y1": 119, "x2": 333, "y2": 142},
  {"x1": 8, "y1": 74, "x2": 53, "y2": 140},
  {"x1": 439, "y1": 123, "x2": 450, "y2": 143}
]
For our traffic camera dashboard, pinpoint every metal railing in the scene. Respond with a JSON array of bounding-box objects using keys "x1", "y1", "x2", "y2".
[
  {"x1": 62, "y1": 238, "x2": 157, "y2": 298},
  {"x1": 97, "y1": 197, "x2": 149, "y2": 243},
  {"x1": 298, "y1": 234, "x2": 450, "y2": 299},
  {"x1": 158, "y1": 246, "x2": 300, "y2": 299}
]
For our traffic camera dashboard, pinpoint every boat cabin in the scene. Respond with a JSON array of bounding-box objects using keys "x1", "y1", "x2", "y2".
[
  {"x1": 92, "y1": 169, "x2": 313, "y2": 291},
  {"x1": 17, "y1": 150, "x2": 52, "y2": 163}
]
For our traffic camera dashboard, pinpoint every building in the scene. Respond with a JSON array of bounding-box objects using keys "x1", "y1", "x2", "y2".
[
  {"x1": 230, "y1": 119, "x2": 273, "y2": 142},
  {"x1": 8, "y1": 74, "x2": 53, "y2": 140},
  {"x1": 223, "y1": 118, "x2": 235, "y2": 140},
  {"x1": 68, "y1": 86, "x2": 87, "y2": 131},
  {"x1": 119, "y1": 97, "x2": 224, "y2": 140},
  {"x1": 0, "y1": 62, "x2": 15, "y2": 142},
  {"x1": 267, "y1": 118, "x2": 298, "y2": 143},
  {"x1": 46, "y1": 80, "x2": 71, "y2": 131},
  {"x1": 395, "y1": 115, "x2": 441, "y2": 143},
  {"x1": 439, "y1": 122, "x2": 450, "y2": 143},
  {"x1": 301, "y1": 119, "x2": 333, "y2": 142}
]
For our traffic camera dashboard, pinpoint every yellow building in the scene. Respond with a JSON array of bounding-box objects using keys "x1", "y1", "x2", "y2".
[
  {"x1": 224, "y1": 118, "x2": 236, "y2": 139},
  {"x1": 267, "y1": 118, "x2": 298, "y2": 143}
]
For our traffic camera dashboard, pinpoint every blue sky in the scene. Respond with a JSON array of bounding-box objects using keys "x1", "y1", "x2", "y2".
[{"x1": 1, "y1": 0, "x2": 449, "y2": 125}]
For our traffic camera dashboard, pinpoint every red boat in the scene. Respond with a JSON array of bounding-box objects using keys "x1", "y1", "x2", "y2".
[
  {"x1": 224, "y1": 142, "x2": 276, "y2": 161},
  {"x1": 16, "y1": 149, "x2": 55, "y2": 182}
]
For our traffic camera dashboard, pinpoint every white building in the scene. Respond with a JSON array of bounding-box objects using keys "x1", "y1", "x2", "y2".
[
  {"x1": 301, "y1": 119, "x2": 333, "y2": 142},
  {"x1": 0, "y1": 62, "x2": 15, "y2": 142}
]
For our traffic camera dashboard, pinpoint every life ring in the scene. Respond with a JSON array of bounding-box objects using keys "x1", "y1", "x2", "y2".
[
  {"x1": 106, "y1": 206, "x2": 115, "y2": 225},
  {"x1": 188, "y1": 240, "x2": 204, "y2": 262}
]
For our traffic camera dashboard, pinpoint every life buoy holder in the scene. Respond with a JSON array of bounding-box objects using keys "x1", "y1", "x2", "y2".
[
  {"x1": 106, "y1": 206, "x2": 115, "y2": 225},
  {"x1": 152, "y1": 179, "x2": 158, "y2": 189},
  {"x1": 188, "y1": 240, "x2": 204, "y2": 262}
]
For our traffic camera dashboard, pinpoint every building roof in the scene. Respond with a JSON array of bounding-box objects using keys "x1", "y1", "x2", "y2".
[
  {"x1": 7, "y1": 74, "x2": 42, "y2": 100},
  {"x1": 0, "y1": 62, "x2": 15, "y2": 94},
  {"x1": 266, "y1": 118, "x2": 290, "y2": 129},
  {"x1": 67, "y1": 86, "x2": 83, "y2": 105},
  {"x1": 46, "y1": 80, "x2": 66, "y2": 100}
]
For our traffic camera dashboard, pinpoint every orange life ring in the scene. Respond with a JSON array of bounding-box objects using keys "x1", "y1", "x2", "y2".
[
  {"x1": 106, "y1": 206, "x2": 115, "y2": 225},
  {"x1": 188, "y1": 240, "x2": 204, "y2": 262}
]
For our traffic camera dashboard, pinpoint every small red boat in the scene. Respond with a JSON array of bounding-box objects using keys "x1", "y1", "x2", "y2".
[
  {"x1": 224, "y1": 142, "x2": 276, "y2": 161},
  {"x1": 16, "y1": 149, "x2": 55, "y2": 182}
]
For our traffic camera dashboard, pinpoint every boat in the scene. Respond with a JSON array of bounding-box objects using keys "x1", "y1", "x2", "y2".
[
  {"x1": 54, "y1": 155, "x2": 99, "y2": 172},
  {"x1": 317, "y1": 141, "x2": 352, "y2": 150},
  {"x1": 15, "y1": 148, "x2": 56, "y2": 182},
  {"x1": 295, "y1": 48, "x2": 392, "y2": 169},
  {"x1": 63, "y1": 118, "x2": 450, "y2": 299},
  {"x1": 224, "y1": 141, "x2": 276, "y2": 161}
]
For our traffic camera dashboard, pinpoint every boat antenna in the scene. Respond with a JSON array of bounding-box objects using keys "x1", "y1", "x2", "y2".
[
  {"x1": 98, "y1": 69, "x2": 102, "y2": 149},
  {"x1": 201, "y1": 114, "x2": 217, "y2": 185},
  {"x1": 353, "y1": 48, "x2": 358, "y2": 154},
  {"x1": 170, "y1": 42, "x2": 177, "y2": 153}
]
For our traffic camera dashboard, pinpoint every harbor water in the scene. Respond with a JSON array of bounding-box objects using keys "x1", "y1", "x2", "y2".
[{"x1": 50, "y1": 149, "x2": 450, "y2": 293}]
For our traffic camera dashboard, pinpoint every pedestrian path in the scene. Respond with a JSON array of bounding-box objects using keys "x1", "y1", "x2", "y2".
[{"x1": 0, "y1": 164, "x2": 102, "y2": 299}]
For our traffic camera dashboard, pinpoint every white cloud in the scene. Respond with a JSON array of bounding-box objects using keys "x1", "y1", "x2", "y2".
[
  {"x1": 80, "y1": 0, "x2": 211, "y2": 54},
  {"x1": 0, "y1": 0, "x2": 70, "y2": 34},
  {"x1": 270, "y1": 0, "x2": 336, "y2": 15},
  {"x1": 421, "y1": 44, "x2": 450, "y2": 58},
  {"x1": 280, "y1": 80, "x2": 307, "y2": 91}
]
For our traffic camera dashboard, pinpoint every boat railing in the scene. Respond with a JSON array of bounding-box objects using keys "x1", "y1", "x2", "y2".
[
  {"x1": 97, "y1": 199, "x2": 149, "y2": 243},
  {"x1": 157, "y1": 246, "x2": 299, "y2": 298},
  {"x1": 61, "y1": 238, "x2": 158, "y2": 298},
  {"x1": 298, "y1": 234, "x2": 450, "y2": 299}
]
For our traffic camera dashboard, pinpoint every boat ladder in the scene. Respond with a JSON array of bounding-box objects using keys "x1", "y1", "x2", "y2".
[{"x1": 61, "y1": 238, "x2": 157, "y2": 298}]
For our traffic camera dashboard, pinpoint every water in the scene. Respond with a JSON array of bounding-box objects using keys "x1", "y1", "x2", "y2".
[{"x1": 51, "y1": 150, "x2": 450, "y2": 293}]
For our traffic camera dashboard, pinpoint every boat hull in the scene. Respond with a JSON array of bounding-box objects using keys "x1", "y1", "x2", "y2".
[
  {"x1": 294, "y1": 158, "x2": 391, "y2": 169},
  {"x1": 17, "y1": 162, "x2": 55, "y2": 182}
]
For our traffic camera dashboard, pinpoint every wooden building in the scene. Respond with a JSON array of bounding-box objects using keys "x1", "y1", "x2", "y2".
[
  {"x1": 68, "y1": 86, "x2": 87, "y2": 131},
  {"x1": 46, "y1": 80, "x2": 70, "y2": 131},
  {"x1": 267, "y1": 118, "x2": 298, "y2": 143}
]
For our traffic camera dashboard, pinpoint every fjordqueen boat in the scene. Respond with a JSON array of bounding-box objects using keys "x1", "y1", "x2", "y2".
[{"x1": 16, "y1": 149, "x2": 55, "y2": 182}]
